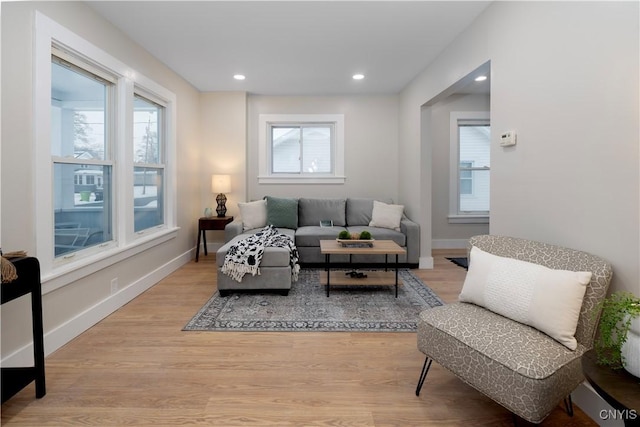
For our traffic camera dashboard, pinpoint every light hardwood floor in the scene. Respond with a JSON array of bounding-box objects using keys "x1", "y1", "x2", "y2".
[{"x1": 1, "y1": 250, "x2": 596, "y2": 426}]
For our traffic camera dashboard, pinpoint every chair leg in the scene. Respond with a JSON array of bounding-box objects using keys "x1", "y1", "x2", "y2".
[
  {"x1": 564, "y1": 395, "x2": 574, "y2": 417},
  {"x1": 415, "y1": 356, "x2": 432, "y2": 396}
]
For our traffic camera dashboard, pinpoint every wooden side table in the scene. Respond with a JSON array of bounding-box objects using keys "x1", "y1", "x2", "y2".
[{"x1": 196, "y1": 216, "x2": 233, "y2": 262}]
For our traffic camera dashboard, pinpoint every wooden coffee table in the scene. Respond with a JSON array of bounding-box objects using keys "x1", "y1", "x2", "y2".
[{"x1": 319, "y1": 239, "x2": 406, "y2": 297}]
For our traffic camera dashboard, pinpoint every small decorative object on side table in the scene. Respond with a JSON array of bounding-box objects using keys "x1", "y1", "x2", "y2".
[{"x1": 196, "y1": 216, "x2": 233, "y2": 262}]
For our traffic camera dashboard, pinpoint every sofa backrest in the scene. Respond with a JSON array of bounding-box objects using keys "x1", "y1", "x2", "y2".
[
  {"x1": 468, "y1": 234, "x2": 613, "y2": 349},
  {"x1": 346, "y1": 198, "x2": 374, "y2": 226},
  {"x1": 298, "y1": 198, "x2": 346, "y2": 227}
]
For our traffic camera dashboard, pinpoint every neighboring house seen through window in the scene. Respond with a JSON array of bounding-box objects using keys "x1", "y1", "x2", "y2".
[
  {"x1": 271, "y1": 125, "x2": 333, "y2": 174},
  {"x1": 51, "y1": 52, "x2": 114, "y2": 257},
  {"x1": 258, "y1": 114, "x2": 345, "y2": 184},
  {"x1": 449, "y1": 112, "x2": 490, "y2": 223}
]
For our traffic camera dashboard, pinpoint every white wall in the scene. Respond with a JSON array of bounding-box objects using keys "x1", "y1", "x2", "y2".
[
  {"x1": 200, "y1": 92, "x2": 248, "y2": 245},
  {"x1": 247, "y1": 95, "x2": 399, "y2": 201},
  {"x1": 431, "y1": 93, "x2": 490, "y2": 248},
  {"x1": 401, "y1": 1, "x2": 639, "y2": 295},
  {"x1": 1, "y1": 2, "x2": 202, "y2": 363}
]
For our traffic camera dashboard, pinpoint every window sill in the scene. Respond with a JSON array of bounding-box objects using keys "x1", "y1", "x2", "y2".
[
  {"x1": 258, "y1": 175, "x2": 346, "y2": 185},
  {"x1": 42, "y1": 227, "x2": 179, "y2": 294},
  {"x1": 448, "y1": 215, "x2": 489, "y2": 224}
]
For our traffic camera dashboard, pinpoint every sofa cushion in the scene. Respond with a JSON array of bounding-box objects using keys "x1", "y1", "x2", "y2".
[
  {"x1": 237, "y1": 199, "x2": 267, "y2": 231},
  {"x1": 242, "y1": 227, "x2": 296, "y2": 240},
  {"x1": 418, "y1": 303, "x2": 584, "y2": 380},
  {"x1": 298, "y1": 198, "x2": 346, "y2": 227},
  {"x1": 346, "y1": 198, "x2": 374, "y2": 226},
  {"x1": 266, "y1": 196, "x2": 298, "y2": 229},
  {"x1": 459, "y1": 246, "x2": 592, "y2": 350},
  {"x1": 369, "y1": 200, "x2": 404, "y2": 231},
  {"x1": 295, "y1": 226, "x2": 347, "y2": 247},
  {"x1": 216, "y1": 234, "x2": 292, "y2": 268}
]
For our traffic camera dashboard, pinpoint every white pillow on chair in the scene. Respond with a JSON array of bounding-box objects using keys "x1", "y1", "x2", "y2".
[{"x1": 459, "y1": 246, "x2": 592, "y2": 350}]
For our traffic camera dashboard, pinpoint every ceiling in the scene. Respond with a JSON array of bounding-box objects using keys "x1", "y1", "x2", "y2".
[{"x1": 87, "y1": 1, "x2": 491, "y2": 96}]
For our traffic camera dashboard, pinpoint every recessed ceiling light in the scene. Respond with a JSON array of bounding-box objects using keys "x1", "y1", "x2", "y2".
[
  {"x1": 474, "y1": 75, "x2": 487, "y2": 82},
  {"x1": 352, "y1": 74, "x2": 365, "y2": 80},
  {"x1": 233, "y1": 74, "x2": 246, "y2": 80}
]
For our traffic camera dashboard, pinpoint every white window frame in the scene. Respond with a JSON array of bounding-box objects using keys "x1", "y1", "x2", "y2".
[
  {"x1": 132, "y1": 89, "x2": 167, "y2": 234},
  {"x1": 34, "y1": 11, "x2": 177, "y2": 293},
  {"x1": 258, "y1": 114, "x2": 345, "y2": 184},
  {"x1": 50, "y1": 49, "x2": 117, "y2": 262},
  {"x1": 448, "y1": 111, "x2": 490, "y2": 224}
]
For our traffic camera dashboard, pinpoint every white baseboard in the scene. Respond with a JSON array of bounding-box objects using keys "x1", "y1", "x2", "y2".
[
  {"x1": 1, "y1": 249, "x2": 192, "y2": 367},
  {"x1": 199, "y1": 241, "x2": 223, "y2": 255},
  {"x1": 432, "y1": 239, "x2": 469, "y2": 249},
  {"x1": 419, "y1": 256, "x2": 434, "y2": 269}
]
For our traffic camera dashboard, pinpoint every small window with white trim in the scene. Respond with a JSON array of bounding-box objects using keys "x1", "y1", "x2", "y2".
[
  {"x1": 449, "y1": 112, "x2": 490, "y2": 223},
  {"x1": 258, "y1": 114, "x2": 345, "y2": 184}
]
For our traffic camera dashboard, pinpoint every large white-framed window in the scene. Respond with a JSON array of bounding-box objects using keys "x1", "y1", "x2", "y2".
[
  {"x1": 51, "y1": 50, "x2": 115, "y2": 259},
  {"x1": 34, "y1": 12, "x2": 177, "y2": 290},
  {"x1": 258, "y1": 114, "x2": 345, "y2": 184},
  {"x1": 449, "y1": 111, "x2": 490, "y2": 223}
]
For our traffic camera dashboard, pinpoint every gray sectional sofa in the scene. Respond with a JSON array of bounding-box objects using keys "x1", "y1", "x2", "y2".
[{"x1": 215, "y1": 197, "x2": 420, "y2": 295}]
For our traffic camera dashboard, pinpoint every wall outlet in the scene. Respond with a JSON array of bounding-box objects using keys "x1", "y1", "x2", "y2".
[{"x1": 110, "y1": 278, "x2": 118, "y2": 294}]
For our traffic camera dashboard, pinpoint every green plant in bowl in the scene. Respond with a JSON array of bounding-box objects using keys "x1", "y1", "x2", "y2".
[
  {"x1": 359, "y1": 230, "x2": 372, "y2": 240},
  {"x1": 337, "y1": 230, "x2": 351, "y2": 240},
  {"x1": 594, "y1": 291, "x2": 640, "y2": 369}
]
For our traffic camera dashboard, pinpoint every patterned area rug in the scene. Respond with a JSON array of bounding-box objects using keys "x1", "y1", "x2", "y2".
[{"x1": 183, "y1": 269, "x2": 443, "y2": 332}]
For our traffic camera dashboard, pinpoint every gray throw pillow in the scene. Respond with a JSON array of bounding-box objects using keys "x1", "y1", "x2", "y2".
[{"x1": 265, "y1": 196, "x2": 298, "y2": 229}]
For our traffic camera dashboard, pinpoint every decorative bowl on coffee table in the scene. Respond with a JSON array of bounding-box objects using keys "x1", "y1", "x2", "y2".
[{"x1": 336, "y1": 238, "x2": 374, "y2": 248}]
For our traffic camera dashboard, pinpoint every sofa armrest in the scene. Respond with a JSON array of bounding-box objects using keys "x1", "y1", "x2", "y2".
[
  {"x1": 400, "y1": 218, "x2": 420, "y2": 264},
  {"x1": 224, "y1": 220, "x2": 244, "y2": 243}
]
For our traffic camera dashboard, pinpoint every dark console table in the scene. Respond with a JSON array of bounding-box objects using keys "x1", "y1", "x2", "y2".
[
  {"x1": 196, "y1": 216, "x2": 233, "y2": 262},
  {"x1": 1, "y1": 256, "x2": 46, "y2": 403},
  {"x1": 582, "y1": 349, "x2": 640, "y2": 426}
]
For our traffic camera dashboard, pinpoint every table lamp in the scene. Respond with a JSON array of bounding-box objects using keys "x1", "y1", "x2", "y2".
[{"x1": 211, "y1": 174, "x2": 231, "y2": 217}]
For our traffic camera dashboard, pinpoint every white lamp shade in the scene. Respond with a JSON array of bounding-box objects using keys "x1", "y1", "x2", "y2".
[{"x1": 211, "y1": 174, "x2": 231, "y2": 194}]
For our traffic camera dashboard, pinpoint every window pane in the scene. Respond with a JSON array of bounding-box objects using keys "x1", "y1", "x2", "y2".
[
  {"x1": 459, "y1": 125, "x2": 490, "y2": 167},
  {"x1": 272, "y1": 127, "x2": 301, "y2": 173},
  {"x1": 134, "y1": 167, "x2": 164, "y2": 232},
  {"x1": 51, "y1": 60, "x2": 107, "y2": 160},
  {"x1": 301, "y1": 127, "x2": 331, "y2": 173},
  {"x1": 54, "y1": 163, "x2": 112, "y2": 257},
  {"x1": 459, "y1": 125, "x2": 490, "y2": 213},
  {"x1": 134, "y1": 96, "x2": 161, "y2": 164},
  {"x1": 460, "y1": 169, "x2": 490, "y2": 212}
]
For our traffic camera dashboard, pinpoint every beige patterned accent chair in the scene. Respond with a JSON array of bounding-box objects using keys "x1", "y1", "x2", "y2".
[{"x1": 416, "y1": 235, "x2": 613, "y2": 424}]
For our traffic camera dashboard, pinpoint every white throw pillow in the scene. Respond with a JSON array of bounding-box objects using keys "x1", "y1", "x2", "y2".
[
  {"x1": 238, "y1": 199, "x2": 267, "y2": 231},
  {"x1": 369, "y1": 200, "x2": 404, "y2": 231},
  {"x1": 459, "y1": 246, "x2": 592, "y2": 350}
]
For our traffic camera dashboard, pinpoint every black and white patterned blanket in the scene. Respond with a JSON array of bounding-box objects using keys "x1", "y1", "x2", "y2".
[{"x1": 221, "y1": 225, "x2": 300, "y2": 283}]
